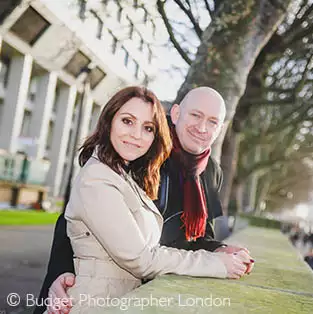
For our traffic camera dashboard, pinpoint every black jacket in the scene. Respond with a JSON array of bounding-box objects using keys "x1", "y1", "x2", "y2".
[
  {"x1": 34, "y1": 154, "x2": 224, "y2": 314},
  {"x1": 157, "y1": 155, "x2": 224, "y2": 251}
]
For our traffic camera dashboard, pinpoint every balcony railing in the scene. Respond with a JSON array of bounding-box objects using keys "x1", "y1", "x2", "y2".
[{"x1": 0, "y1": 153, "x2": 50, "y2": 186}]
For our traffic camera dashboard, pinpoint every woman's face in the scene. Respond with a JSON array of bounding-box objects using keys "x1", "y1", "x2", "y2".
[{"x1": 110, "y1": 97, "x2": 156, "y2": 163}]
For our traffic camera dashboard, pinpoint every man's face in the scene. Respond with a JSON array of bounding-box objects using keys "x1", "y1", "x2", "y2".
[{"x1": 170, "y1": 93, "x2": 225, "y2": 155}]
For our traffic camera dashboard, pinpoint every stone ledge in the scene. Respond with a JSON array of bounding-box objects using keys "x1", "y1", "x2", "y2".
[{"x1": 104, "y1": 226, "x2": 313, "y2": 313}]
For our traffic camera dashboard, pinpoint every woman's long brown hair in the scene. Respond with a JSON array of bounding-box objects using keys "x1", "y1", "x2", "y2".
[{"x1": 78, "y1": 86, "x2": 172, "y2": 200}]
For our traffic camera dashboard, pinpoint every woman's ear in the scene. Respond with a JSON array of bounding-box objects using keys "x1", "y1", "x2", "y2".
[{"x1": 170, "y1": 104, "x2": 180, "y2": 125}]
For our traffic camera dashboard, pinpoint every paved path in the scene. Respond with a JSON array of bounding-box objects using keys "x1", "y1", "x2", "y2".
[{"x1": 0, "y1": 225, "x2": 54, "y2": 314}]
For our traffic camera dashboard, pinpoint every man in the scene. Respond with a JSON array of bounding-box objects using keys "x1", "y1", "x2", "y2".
[{"x1": 34, "y1": 87, "x2": 253, "y2": 314}]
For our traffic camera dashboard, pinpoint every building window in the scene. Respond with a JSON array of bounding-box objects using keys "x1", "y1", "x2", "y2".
[
  {"x1": 10, "y1": 7, "x2": 51, "y2": 45},
  {"x1": 112, "y1": 37, "x2": 118, "y2": 53},
  {"x1": 72, "y1": 93, "x2": 82, "y2": 122},
  {"x1": 52, "y1": 86, "x2": 60, "y2": 113},
  {"x1": 20, "y1": 110, "x2": 32, "y2": 137},
  {"x1": 128, "y1": 20, "x2": 134, "y2": 38},
  {"x1": 89, "y1": 103, "x2": 100, "y2": 132},
  {"x1": 89, "y1": 67, "x2": 106, "y2": 89},
  {"x1": 142, "y1": 43, "x2": 150, "y2": 62},
  {"x1": 143, "y1": 74, "x2": 149, "y2": 86},
  {"x1": 108, "y1": 31, "x2": 118, "y2": 54},
  {"x1": 122, "y1": 47, "x2": 129, "y2": 67},
  {"x1": 152, "y1": 21, "x2": 156, "y2": 37},
  {"x1": 135, "y1": 63, "x2": 139, "y2": 79},
  {"x1": 136, "y1": 6, "x2": 148, "y2": 23},
  {"x1": 127, "y1": 58, "x2": 137, "y2": 77},
  {"x1": 45, "y1": 121, "x2": 54, "y2": 150},
  {"x1": 131, "y1": 30, "x2": 141, "y2": 49},
  {"x1": 0, "y1": 58, "x2": 10, "y2": 88},
  {"x1": 106, "y1": 1, "x2": 119, "y2": 20},
  {"x1": 66, "y1": 129, "x2": 73, "y2": 155},
  {"x1": 90, "y1": 10, "x2": 104, "y2": 39},
  {"x1": 27, "y1": 78, "x2": 38, "y2": 103},
  {"x1": 148, "y1": 48, "x2": 153, "y2": 64},
  {"x1": 117, "y1": 5, "x2": 123, "y2": 22},
  {"x1": 64, "y1": 51, "x2": 91, "y2": 77},
  {"x1": 146, "y1": 19, "x2": 156, "y2": 38},
  {"x1": 139, "y1": 38, "x2": 144, "y2": 51},
  {"x1": 137, "y1": 68, "x2": 145, "y2": 81},
  {"x1": 116, "y1": 46, "x2": 129, "y2": 67},
  {"x1": 143, "y1": 8, "x2": 148, "y2": 23},
  {"x1": 78, "y1": 0, "x2": 87, "y2": 21},
  {"x1": 0, "y1": 98, "x2": 4, "y2": 124}
]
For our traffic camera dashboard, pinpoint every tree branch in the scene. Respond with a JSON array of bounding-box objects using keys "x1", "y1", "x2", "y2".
[
  {"x1": 203, "y1": 0, "x2": 213, "y2": 15},
  {"x1": 173, "y1": 0, "x2": 203, "y2": 39},
  {"x1": 238, "y1": 153, "x2": 312, "y2": 183},
  {"x1": 266, "y1": 103, "x2": 312, "y2": 135},
  {"x1": 244, "y1": 96, "x2": 296, "y2": 106},
  {"x1": 294, "y1": 55, "x2": 313, "y2": 93},
  {"x1": 285, "y1": 24, "x2": 313, "y2": 48},
  {"x1": 157, "y1": 0, "x2": 192, "y2": 65},
  {"x1": 270, "y1": 173, "x2": 313, "y2": 194},
  {"x1": 283, "y1": 3, "x2": 313, "y2": 42}
]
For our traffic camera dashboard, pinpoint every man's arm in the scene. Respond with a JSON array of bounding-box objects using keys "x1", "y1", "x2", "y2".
[
  {"x1": 33, "y1": 213, "x2": 75, "y2": 314},
  {"x1": 189, "y1": 220, "x2": 226, "y2": 252}
]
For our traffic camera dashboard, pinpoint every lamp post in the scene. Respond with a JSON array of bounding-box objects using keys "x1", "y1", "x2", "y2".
[{"x1": 63, "y1": 66, "x2": 91, "y2": 211}]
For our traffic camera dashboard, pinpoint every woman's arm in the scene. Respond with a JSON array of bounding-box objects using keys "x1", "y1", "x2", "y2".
[{"x1": 72, "y1": 176, "x2": 229, "y2": 280}]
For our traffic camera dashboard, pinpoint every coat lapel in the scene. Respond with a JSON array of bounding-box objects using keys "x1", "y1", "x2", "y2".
[{"x1": 125, "y1": 173, "x2": 163, "y2": 220}]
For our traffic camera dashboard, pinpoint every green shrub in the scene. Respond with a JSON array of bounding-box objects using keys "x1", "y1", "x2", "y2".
[{"x1": 238, "y1": 213, "x2": 281, "y2": 229}]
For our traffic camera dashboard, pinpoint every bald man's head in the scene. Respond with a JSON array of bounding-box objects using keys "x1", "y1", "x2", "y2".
[
  {"x1": 180, "y1": 87, "x2": 226, "y2": 119},
  {"x1": 170, "y1": 87, "x2": 226, "y2": 155}
]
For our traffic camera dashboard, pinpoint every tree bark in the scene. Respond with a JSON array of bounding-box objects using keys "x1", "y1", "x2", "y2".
[
  {"x1": 231, "y1": 181, "x2": 244, "y2": 213},
  {"x1": 174, "y1": 0, "x2": 292, "y2": 161},
  {"x1": 219, "y1": 125, "x2": 241, "y2": 215},
  {"x1": 218, "y1": 15, "x2": 286, "y2": 212}
]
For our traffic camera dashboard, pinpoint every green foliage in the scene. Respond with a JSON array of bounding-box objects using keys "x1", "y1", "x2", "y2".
[{"x1": 238, "y1": 213, "x2": 281, "y2": 229}]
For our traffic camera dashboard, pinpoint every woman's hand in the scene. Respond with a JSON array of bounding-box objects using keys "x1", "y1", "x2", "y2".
[
  {"x1": 217, "y1": 251, "x2": 255, "y2": 279},
  {"x1": 234, "y1": 250, "x2": 255, "y2": 275}
]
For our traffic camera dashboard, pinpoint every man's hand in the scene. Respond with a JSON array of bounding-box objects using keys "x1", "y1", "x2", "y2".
[
  {"x1": 214, "y1": 245, "x2": 249, "y2": 254},
  {"x1": 47, "y1": 272, "x2": 75, "y2": 314}
]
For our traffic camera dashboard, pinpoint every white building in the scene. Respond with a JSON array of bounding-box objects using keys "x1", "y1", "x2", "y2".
[{"x1": 0, "y1": 0, "x2": 161, "y2": 197}]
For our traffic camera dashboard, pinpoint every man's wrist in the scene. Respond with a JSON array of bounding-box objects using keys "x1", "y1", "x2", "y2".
[{"x1": 214, "y1": 244, "x2": 227, "y2": 252}]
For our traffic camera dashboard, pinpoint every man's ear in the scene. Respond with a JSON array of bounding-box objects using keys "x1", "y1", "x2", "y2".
[{"x1": 170, "y1": 104, "x2": 180, "y2": 125}]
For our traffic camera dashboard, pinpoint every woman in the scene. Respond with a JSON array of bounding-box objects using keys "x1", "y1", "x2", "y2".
[{"x1": 54, "y1": 86, "x2": 250, "y2": 313}]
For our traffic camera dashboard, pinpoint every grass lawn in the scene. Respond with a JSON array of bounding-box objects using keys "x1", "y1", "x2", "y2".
[{"x1": 0, "y1": 210, "x2": 60, "y2": 225}]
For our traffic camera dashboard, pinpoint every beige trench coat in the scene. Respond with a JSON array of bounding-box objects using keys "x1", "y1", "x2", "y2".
[{"x1": 64, "y1": 155, "x2": 227, "y2": 313}]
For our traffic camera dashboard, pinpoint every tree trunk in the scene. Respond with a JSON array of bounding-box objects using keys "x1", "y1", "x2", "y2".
[
  {"x1": 174, "y1": 0, "x2": 292, "y2": 161},
  {"x1": 218, "y1": 15, "x2": 286, "y2": 211},
  {"x1": 255, "y1": 175, "x2": 271, "y2": 214},
  {"x1": 231, "y1": 181, "x2": 244, "y2": 213},
  {"x1": 243, "y1": 145, "x2": 262, "y2": 210},
  {"x1": 219, "y1": 125, "x2": 241, "y2": 215}
]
